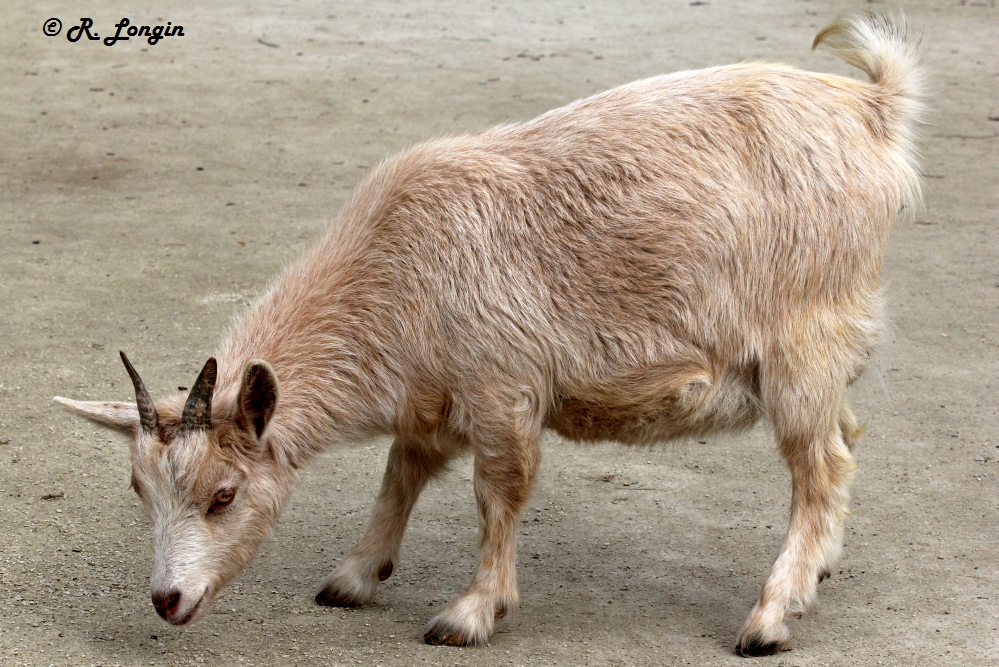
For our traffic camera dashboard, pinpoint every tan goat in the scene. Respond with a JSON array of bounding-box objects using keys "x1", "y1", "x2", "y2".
[{"x1": 56, "y1": 13, "x2": 924, "y2": 656}]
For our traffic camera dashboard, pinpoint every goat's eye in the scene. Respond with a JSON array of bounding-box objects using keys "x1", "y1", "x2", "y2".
[{"x1": 208, "y1": 488, "x2": 236, "y2": 514}]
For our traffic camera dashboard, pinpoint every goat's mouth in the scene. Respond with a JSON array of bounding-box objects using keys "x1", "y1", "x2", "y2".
[{"x1": 167, "y1": 590, "x2": 210, "y2": 626}]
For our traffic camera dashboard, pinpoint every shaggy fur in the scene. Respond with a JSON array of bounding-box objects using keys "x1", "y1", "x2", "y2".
[{"x1": 56, "y1": 13, "x2": 924, "y2": 656}]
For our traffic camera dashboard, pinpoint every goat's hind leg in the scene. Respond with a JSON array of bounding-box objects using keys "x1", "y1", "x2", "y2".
[
  {"x1": 736, "y1": 365, "x2": 857, "y2": 656},
  {"x1": 316, "y1": 436, "x2": 449, "y2": 607}
]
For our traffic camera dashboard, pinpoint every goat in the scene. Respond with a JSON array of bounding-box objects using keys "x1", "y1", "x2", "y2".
[{"x1": 55, "y1": 13, "x2": 924, "y2": 656}]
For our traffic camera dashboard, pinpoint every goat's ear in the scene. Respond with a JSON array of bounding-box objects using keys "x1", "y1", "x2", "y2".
[
  {"x1": 235, "y1": 360, "x2": 279, "y2": 440},
  {"x1": 54, "y1": 397, "x2": 140, "y2": 434}
]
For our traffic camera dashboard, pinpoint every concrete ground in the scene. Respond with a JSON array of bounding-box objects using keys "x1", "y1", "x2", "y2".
[{"x1": 1, "y1": 0, "x2": 996, "y2": 665}]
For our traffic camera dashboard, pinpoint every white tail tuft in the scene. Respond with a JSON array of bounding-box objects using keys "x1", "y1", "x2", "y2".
[{"x1": 813, "y1": 12, "x2": 925, "y2": 103}]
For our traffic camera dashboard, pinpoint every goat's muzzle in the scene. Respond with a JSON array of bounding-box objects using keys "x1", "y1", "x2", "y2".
[{"x1": 152, "y1": 588, "x2": 207, "y2": 625}]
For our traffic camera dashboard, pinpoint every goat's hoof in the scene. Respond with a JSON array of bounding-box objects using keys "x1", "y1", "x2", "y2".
[
  {"x1": 735, "y1": 631, "x2": 791, "y2": 657},
  {"x1": 817, "y1": 568, "x2": 831, "y2": 584},
  {"x1": 423, "y1": 593, "x2": 497, "y2": 646},
  {"x1": 424, "y1": 625, "x2": 471, "y2": 647},
  {"x1": 315, "y1": 585, "x2": 362, "y2": 608},
  {"x1": 315, "y1": 558, "x2": 388, "y2": 607}
]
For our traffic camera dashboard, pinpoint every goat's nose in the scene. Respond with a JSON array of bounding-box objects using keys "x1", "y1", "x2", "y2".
[{"x1": 151, "y1": 589, "x2": 181, "y2": 621}]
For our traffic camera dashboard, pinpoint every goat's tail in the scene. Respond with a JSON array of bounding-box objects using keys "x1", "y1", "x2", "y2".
[
  {"x1": 813, "y1": 12, "x2": 925, "y2": 103},
  {"x1": 813, "y1": 12, "x2": 926, "y2": 218}
]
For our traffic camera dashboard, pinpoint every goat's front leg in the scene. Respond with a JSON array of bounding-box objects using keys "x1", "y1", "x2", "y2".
[
  {"x1": 316, "y1": 436, "x2": 449, "y2": 607},
  {"x1": 424, "y1": 432, "x2": 540, "y2": 646}
]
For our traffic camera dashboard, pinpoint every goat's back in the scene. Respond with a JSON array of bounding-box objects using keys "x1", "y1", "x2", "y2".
[{"x1": 227, "y1": 16, "x2": 923, "y2": 440}]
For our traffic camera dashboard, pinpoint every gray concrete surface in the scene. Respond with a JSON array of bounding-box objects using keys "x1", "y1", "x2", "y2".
[{"x1": 1, "y1": 1, "x2": 996, "y2": 665}]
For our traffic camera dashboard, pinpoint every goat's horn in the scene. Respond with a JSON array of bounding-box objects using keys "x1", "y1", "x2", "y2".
[
  {"x1": 119, "y1": 351, "x2": 159, "y2": 435},
  {"x1": 181, "y1": 358, "x2": 218, "y2": 432}
]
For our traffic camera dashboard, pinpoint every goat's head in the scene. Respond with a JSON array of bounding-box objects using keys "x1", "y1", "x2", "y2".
[{"x1": 55, "y1": 352, "x2": 290, "y2": 625}]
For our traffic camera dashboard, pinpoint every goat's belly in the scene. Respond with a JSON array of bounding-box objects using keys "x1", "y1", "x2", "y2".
[{"x1": 547, "y1": 363, "x2": 762, "y2": 445}]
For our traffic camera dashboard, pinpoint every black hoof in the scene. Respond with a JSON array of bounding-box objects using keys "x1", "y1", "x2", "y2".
[
  {"x1": 377, "y1": 561, "x2": 394, "y2": 581},
  {"x1": 736, "y1": 632, "x2": 790, "y2": 657},
  {"x1": 424, "y1": 625, "x2": 470, "y2": 646},
  {"x1": 315, "y1": 586, "x2": 361, "y2": 608}
]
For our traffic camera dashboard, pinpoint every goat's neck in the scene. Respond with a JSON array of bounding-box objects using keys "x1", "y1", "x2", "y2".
[{"x1": 217, "y1": 296, "x2": 396, "y2": 468}]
